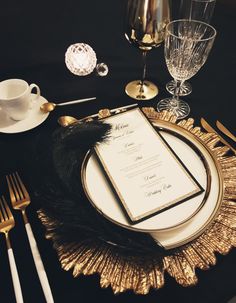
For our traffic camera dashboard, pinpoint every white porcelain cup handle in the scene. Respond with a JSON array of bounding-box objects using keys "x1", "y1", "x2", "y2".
[{"x1": 29, "y1": 83, "x2": 41, "y2": 102}]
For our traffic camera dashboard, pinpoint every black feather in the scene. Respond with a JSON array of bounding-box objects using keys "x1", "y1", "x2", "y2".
[{"x1": 32, "y1": 120, "x2": 164, "y2": 255}]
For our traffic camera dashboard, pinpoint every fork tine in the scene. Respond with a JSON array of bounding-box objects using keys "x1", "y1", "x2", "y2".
[
  {"x1": 8, "y1": 174, "x2": 21, "y2": 201},
  {"x1": 0, "y1": 197, "x2": 4, "y2": 223},
  {"x1": 0, "y1": 196, "x2": 8, "y2": 220},
  {"x1": 2, "y1": 196, "x2": 13, "y2": 220},
  {"x1": 6, "y1": 175, "x2": 17, "y2": 204},
  {"x1": 12, "y1": 173, "x2": 24, "y2": 200},
  {"x1": 15, "y1": 172, "x2": 30, "y2": 199}
]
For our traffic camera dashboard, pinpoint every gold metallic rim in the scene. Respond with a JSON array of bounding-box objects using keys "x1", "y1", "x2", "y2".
[
  {"x1": 152, "y1": 120, "x2": 222, "y2": 234},
  {"x1": 81, "y1": 118, "x2": 215, "y2": 234},
  {"x1": 38, "y1": 108, "x2": 236, "y2": 294}
]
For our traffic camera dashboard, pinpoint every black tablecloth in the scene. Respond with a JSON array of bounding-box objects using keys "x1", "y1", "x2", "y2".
[{"x1": 0, "y1": 1, "x2": 235, "y2": 302}]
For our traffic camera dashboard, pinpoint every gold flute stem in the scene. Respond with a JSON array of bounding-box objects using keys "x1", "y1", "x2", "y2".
[{"x1": 140, "y1": 51, "x2": 147, "y2": 89}]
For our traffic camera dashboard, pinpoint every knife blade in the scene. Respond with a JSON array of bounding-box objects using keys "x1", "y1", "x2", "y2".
[
  {"x1": 216, "y1": 120, "x2": 236, "y2": 143},
  {"x1": 200, "y1": 118, "x2": 236, "y2": 154}
]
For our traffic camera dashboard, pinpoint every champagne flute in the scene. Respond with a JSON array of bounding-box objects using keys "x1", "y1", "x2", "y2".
[
  {"x1": 156, "y1": 19, "x2": 216, "y2": 119},
  {"x1": 124, "y1": 0, "x2": 170, "y2": 100},
  {"x1": 166, "y1": 0, "x2": 216, "y2": 96}
]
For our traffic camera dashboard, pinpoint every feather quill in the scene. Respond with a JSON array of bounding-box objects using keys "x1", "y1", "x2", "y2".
[{"x1": 32, "y1": 120, "x2": 162, "y2": 254}]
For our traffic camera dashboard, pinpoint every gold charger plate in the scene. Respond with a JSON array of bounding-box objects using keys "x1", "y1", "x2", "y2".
[
  {"x1": 81, "y1": 115, "x2": 221, "y2": 250},
  {"x1": 38, "y1": 108, "x2": 236, "y2": 294}
]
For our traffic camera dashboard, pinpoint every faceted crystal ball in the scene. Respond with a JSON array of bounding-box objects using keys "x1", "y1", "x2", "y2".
[
  {"x1": 96, "y1": 63, "x2": 109, "y2": 77},
  {"x1": 65, "y1": 43, "x2": 97, "y2": 76}
]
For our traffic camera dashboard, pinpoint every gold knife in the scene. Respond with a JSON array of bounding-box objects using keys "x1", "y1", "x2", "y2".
[
  {"x1": 200, "y1": 118, "x2": 236, "y2": 154},
  {"x1": 216, "y1": 120, "x2": 236, "y2": 143}
]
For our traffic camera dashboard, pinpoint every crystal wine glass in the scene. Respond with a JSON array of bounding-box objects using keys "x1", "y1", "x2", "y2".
[
  {"x1": 166, "y1": 0, "x2": 216, "y2": 96},
  {"x1": 156, "y1": 19, "x2": 216, "y2": 119},
  {"x1": 124, "y1": 0, "x2": 170, "y2": 101}
]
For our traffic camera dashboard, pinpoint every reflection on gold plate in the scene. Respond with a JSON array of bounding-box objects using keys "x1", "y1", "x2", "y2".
[
  {"x1": 81, "y1": 117, "x2": 218, "y2": 242},
  {"x1": 38, "y1": 108, "x2": 236, "y2": 294}
]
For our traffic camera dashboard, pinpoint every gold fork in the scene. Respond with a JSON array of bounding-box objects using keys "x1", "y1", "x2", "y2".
[
  {"x1": 0, "y1": 196, "x2": 24, "y2": 303},
  {"x1": 6, "y1": 172, "x2": 54, "y2": 303}
]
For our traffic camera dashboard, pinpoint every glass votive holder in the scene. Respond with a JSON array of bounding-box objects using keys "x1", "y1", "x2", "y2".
[{"x1": 65, "y1": 43, "x2": 97, "y2": 76}]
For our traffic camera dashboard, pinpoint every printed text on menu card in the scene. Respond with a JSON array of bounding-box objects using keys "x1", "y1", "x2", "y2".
[{"x1": 94, "y1": 108, "x2": 203, "y2": 223}]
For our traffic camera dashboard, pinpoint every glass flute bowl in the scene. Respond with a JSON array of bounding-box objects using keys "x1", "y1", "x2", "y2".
[{"x1": 156, "y1": 19, "x2": 216, "y2": 119}]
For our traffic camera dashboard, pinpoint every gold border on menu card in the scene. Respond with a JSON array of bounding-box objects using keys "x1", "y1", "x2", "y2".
[
  {"x1": 93, "y1": 108, "x2": 204, "y2": 224},
  {"x1": 81, "y1": 118, "x2": 218, "y2": 236},
  {"x1": 152, "y1": 120, "x2": 222, "y2": 234}
]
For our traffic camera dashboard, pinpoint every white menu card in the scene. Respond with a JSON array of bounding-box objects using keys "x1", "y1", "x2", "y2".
[{"x1": 94, "y1": 108, "x2": 203, "y2": 223}]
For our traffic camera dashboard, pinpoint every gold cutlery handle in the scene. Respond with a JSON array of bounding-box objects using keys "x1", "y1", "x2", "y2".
[
  {"x1": 216, "y1": 120, "x2": 236, "y2": 142},
  {"x1": 8, "y1": 248, "x2": 24, "y2": 303},
  {"x1": 201, "y1": 118, "x2": 236, "y2": 154},
  {"x1": 25, "y1": 223, "x2": 54, "y2": 303}
]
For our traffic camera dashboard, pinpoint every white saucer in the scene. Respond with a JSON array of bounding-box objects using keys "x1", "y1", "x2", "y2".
[{"x1": 0, "y1": 94, "x2": 49, "y2": 134}]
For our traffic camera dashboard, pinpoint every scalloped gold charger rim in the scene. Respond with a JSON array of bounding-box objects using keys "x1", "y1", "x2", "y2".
[{"x1": 38, "y1": 108, "x2": 236, "y2": 294}]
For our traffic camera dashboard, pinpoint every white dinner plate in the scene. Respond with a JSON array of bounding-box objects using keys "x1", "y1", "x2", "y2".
[
  {"x1": 0, "y1": 94, "x2": 49, "y2": 134},
  {"x1": 82, "y1": 120, "x2": 223, "y2": 249}
]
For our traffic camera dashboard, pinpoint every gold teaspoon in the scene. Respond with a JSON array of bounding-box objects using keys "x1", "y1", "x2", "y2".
[
  {"x1": 40, "y1": 97, "x2": 96, "y2": 113},
  {"x1": 57, "y1": 116, "x2": 80, "y2": 127}
]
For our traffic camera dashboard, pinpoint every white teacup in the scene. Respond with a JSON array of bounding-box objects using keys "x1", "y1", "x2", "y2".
[{"x1": 0, "y1": 79, "x2": 41, "y2": 121}]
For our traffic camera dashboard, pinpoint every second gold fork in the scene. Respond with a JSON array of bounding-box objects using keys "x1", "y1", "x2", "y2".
[
  {"x1": 0, "y1": 196, "x2": 24, "y2": 303},
  {"x1": 6, "y1": 172, "x2": 54, "y2": 303}
]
